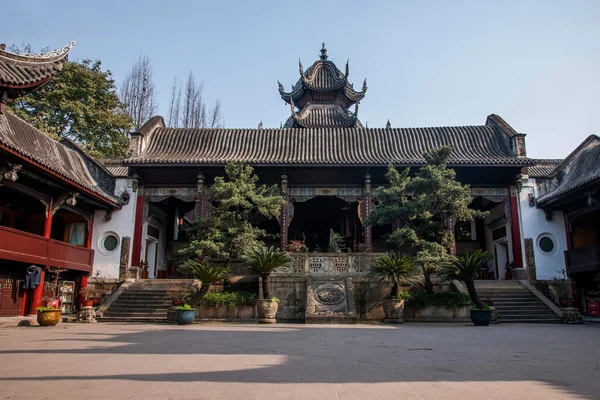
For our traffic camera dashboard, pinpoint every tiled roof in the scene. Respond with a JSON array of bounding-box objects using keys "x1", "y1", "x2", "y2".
[
  {"x1": 0, "y1": 112, "x2": 118, "y2": 204},
  {"x1": 286, "y1": 103, "x2": 360, "y2": 128},
  {"x1": 125, "y1": 125, "x2": 531, "y2": 166},
  {"x1": 537, "y1": 136, "x2": 600, "y2": 205},
  {"x1": 527, "y1": 159, "x2": 562, "y2": 178},
  {"x1": 0, "y1": 42, "x2": 73, "y2": 87},
  {"x1": 105, "y1": 165, "x2": 128, "y2": 177}
]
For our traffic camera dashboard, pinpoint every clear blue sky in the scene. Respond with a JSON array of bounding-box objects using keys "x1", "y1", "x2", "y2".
[{"x1": 3, "y1": 0, "x2": 599, "y2": 159}]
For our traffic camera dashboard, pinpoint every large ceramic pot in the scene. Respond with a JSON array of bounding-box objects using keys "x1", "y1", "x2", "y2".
[
  {"x1": 470, "y1": 309, "x2": 492, "y2": 326},
  {"x1": 383, "y1": 299, "x2": 405, "y2": 324},
  {"x1": 175, "y1": 310, "x2": 196, "y2": 325},
  {"x1": 82, "y1": 300, "x2": 94, "y2": 307},
  {"x1": 37, "y1": 309, "x2": 61, "y2": 326},
  {"x1": 257, "y1": 299, "x2": 278, "y2": 324}
]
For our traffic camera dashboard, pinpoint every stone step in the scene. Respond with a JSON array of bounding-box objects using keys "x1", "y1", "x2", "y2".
[
  {"x1": 487, "y1": 296, "x2": 538, "y2": 300},
  {"x1": 119, "y1": 292, "x2": 180, "y2": 300},
  {"x1": 493, "y1": 306, "x2": 552, "y2": 311},
  {"x1": 97, "y1": 317, "x2": 170, "y2": 323},
  {"x1": 497, "y1": 313, "x2": 559, "y2": 319},
  {"x1": 107, "y1": 306, "x2": 173, "y2": 312},
  {"x1": 104, "y1": 311, "x2": 168, "y2": 317},
  {"x1": 491, "y1": 300, "x2": 542, "y2": 305},
  {"x1": 498, "y1": 318, "x2": 561, "y2": 323}
]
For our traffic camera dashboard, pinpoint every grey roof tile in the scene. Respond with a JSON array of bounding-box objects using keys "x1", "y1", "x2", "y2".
[
  {"x1": 0, "y1": 112, "x2": 118, "y2": 203},
  {"x1": 125, "y1": 125, "x2": 531, "y2": 166}
]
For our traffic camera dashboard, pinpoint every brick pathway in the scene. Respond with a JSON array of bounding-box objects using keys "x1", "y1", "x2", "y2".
[{"x1": 0, "y1": 322, "x2": 598, "y2": 399}]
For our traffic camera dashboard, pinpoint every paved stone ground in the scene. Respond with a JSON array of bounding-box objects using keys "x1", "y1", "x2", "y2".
[{"x1": 0, "y1": 322, "x2": 599, "y2": 400}]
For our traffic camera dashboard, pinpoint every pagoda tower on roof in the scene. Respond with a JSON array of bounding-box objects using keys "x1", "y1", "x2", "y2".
[{"x1": 279, "y1": 43, "x2": 367, "y2": 128}]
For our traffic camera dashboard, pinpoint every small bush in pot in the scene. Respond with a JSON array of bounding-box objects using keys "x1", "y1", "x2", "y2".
[
  {"x1": 36, "y1": 267, "x2": 67, "y2": 326},
  {"x1": 244, "y1": 246, "x2": 290, "y2": 323},
  {"x1": 368, "y1": 253, "x2": 422, "y2": 323},
  {"x1": 173, "y1": 304, "x2": 196, "y2": 325},
  {"x1": 439, "y1": 250, "x2": 495, "y2": 326},
  {"x1": 178, "y1": 259, "x2": 229, "y2": 307}
]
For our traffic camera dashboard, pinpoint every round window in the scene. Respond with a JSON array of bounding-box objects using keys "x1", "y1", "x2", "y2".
[
  {"x1": 539, "y1": 237, "x2": 555, "y2": 253},
  {"x1": 103, "y1": 235, "x2": 119, "y2": 252}
]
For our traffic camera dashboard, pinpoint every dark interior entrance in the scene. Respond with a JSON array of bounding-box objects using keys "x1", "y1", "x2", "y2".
[{"x1": 289, "y1": 197, "x2": 362, "y2": 252}]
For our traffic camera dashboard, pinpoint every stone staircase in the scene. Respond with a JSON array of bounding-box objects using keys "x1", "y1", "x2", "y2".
[
  {"x1": 97, "y1": 279, "x2": 195, "y2": 323},
  {"x1": 474, "y1": 280, "x2": 561, "y2": 323}
]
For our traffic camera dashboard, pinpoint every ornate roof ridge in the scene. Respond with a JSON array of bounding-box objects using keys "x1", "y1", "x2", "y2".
[{"x1": 0, "y1": 41, "x2": 75, "y2": 64}]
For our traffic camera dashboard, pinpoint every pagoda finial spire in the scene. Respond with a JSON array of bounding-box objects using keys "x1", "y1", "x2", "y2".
[
  {"x1": 258, "y1": 120, "x2": 263, "y2": 129},
  {"x1": 320, "y1": 42, "x2": 328, "y2": 61},
  {"x1": 386, "y1": 119, "x2": 391, "y2": 129},
  {"x1": 345, "y1": 59, "x2": 349, "y2": 78},
  {"x1": 299, "y1": 59, "x2": 304, "y2": 76}
]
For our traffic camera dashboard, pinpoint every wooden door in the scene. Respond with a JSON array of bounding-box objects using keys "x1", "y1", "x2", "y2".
[{"x1": 0, "y1": 278, "x2": 22, "y2": 317}]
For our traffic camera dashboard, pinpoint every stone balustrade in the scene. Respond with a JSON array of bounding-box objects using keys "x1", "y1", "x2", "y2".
[{"x1": 274, "y1": 252, "x2": 382, "y2": 275}]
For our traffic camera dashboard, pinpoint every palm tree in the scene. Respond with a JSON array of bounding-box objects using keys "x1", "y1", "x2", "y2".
[
  {"x1": 368, "y1": 253, "x2": 422, "y2": 298},
  {"x1": 439, "y1": 250, "x2": 494, "y2": 309},
  {"x1": 244, "y1": 246, "x2": 290, "y2": 300},
  {"x1": 178, "y1": 259, "x2": 229, "y2": 305}
]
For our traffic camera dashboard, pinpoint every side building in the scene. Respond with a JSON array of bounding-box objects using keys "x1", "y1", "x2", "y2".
[{"x1": 0, "y1": 42, "x2": 126, "y2": 316}]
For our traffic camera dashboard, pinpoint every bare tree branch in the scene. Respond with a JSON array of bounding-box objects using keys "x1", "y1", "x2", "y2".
[{"x1": 120, "y1": 54, "x2": 157, "y2": 130}]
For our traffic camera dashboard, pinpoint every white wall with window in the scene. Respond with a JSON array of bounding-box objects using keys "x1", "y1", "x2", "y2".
[
  {"x1": 519, "y1": 178, "x2": 568, "y2": 280},
  {"x1": 91, "y1": 178, "x2": 137, "y2": 279}
]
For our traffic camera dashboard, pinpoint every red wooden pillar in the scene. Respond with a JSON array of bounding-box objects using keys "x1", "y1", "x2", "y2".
[
  {"x1": 131, "y1": 195, "x2": 145, "y2": 267},
  {"x1": 28, "y1": 205, "x2": 53, "y2": 314},
  {"x1": 509, "y1": 194, "x2": 523, "y2": 268}
]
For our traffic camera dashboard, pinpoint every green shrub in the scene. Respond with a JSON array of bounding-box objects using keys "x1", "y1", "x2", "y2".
[
  {"x1": 391, "y1": 291, "x2": 412, "y2": 300},
  {"x1": 35, "y1": 306, "x2": 60, "y2": 312},
  {"x1": 201, "y1": 291, "x2": 258, "y2": 309},
  {"x1": 173, "y1": 304, "x2": 195, "y2": 311},
  {"x1": 404, "y1": 291, "x2": 471, "y2": 308}
]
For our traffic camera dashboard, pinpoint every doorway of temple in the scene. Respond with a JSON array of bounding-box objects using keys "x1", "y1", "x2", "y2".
[{"x1": 288, "y1": 197, "x2": 363, "y2": 252}]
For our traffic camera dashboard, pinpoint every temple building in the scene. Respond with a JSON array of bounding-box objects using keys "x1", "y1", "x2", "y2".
[
  {"x1": 0, "y1": 42, "x2": 124, "y2": 316},
  {"x1": 106, "y1": 44, "x2": 532, "y2": 282}
]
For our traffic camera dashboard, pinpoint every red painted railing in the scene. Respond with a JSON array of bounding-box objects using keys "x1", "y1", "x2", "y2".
[{"x1": 0, "y1": 226, "x2": 93, "y2": 272}]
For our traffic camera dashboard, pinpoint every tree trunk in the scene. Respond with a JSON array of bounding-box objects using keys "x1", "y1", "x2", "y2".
[
  {"x1": 464, "y1": 277, "x2": 483, "y2": 308},
  {"x1": 262, "y1": 274, "x2": 271, "y2": 300},
  {"x1": 192, "y1": 283, "x2": 210, "y2": 307},
  {"x1": 390, "y1": 280, "x2": 399, "y2": 298},
  {"x1": 423, "y1": 269, "x2": 434, "y2": 293}
]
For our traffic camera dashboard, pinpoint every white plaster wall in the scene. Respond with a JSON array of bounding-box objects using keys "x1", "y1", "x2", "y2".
[
  {"x1": 91, "y1": 178, "x2": 137, "y2": 279},
  {"x1": 519, "y1": 178, "x2": 568, "y2": 280}
]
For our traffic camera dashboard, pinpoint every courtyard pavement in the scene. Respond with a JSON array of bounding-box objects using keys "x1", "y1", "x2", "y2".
[{"x1": 0, "y1": 322, "x2": 599, "y2": 400}]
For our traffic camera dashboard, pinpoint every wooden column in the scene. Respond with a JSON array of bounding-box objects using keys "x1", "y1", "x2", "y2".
[
  {"x1": 131, "y1": 195, "x2": 145, "y2": 267},
  {"x1": 509, "y1": 189, "x2": 523, "y2": 268},
  {"x1": 279, "y1": 173, "x2": 288, "y2": 251},
  {"x1": 363, "y1": 173, "x2": 372, "y2": 250},
  {"x1": 29, "y1": 199, "x2": 53, "y2": 314}
]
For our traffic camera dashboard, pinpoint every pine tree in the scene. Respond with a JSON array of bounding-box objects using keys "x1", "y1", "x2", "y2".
[
  {"x1": 366, "y1": 147, "x2": 486, "y2": 292},
  {"x1": 181, "y1": 163, "x2": 284, "y2": 263}
]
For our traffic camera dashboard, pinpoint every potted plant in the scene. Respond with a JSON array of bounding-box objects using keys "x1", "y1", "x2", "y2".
[
  {"x1": 368, "y1": 253, "x2": 422, "y2": 323},
  {"x1": 36, "y1": 267, "x2": 66, "y2": 327},
  {"x1": 244, "y1": 246, "x2": 291, "y2": 324},
  {"x1": 440, "y1": 250, "x2": 495, "y2": 326},
  {"x1": 551, "y1": 270, "x2": 574, "y2": 307},
  {"x1": 178, "y1": 259, "x2": 229, "y2": 310},
  {"x1": 79, "y1": 286, "x2": 95, "y2": 307},
  {"x1": 173, "y1": 304, "x2": 196, "y2": 325}
]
